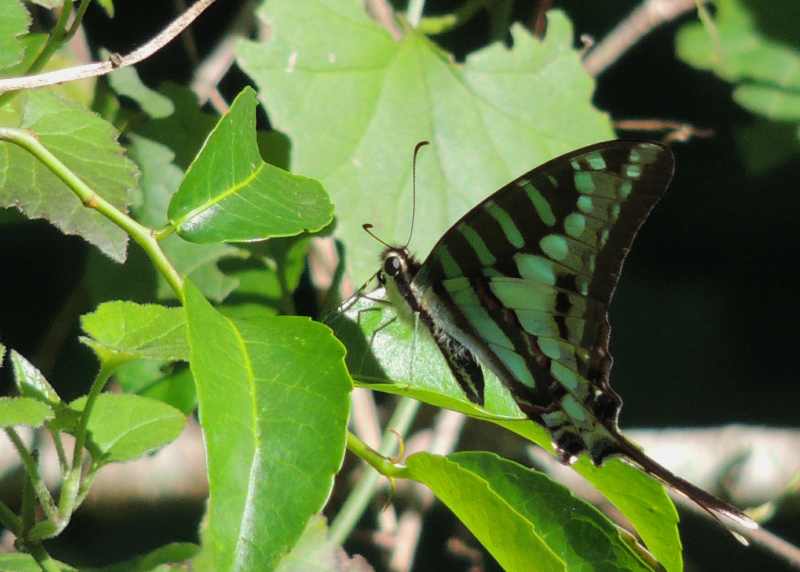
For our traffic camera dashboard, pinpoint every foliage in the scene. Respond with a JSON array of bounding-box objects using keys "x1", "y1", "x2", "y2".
[{"x1": 0, "y1": 1, "x2": 788, "y2": 571}]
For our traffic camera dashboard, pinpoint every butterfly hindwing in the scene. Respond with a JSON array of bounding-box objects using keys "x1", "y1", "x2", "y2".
[{"x1": 414, "y1": 141, "x2": 674, "y2": 448}]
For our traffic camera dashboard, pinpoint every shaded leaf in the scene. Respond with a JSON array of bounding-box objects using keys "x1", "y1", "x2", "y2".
[
  {"x1": 0, "y1": 90, "x2": 137, "y2": 261},
  {"x1": 0, "y1": 553, "x2": 75, "y2": 571},
  {"x1": 184, "y1": 282, "x2": 351, "y2": 571},
  {"x1": 237, "y1": 3, "x2": 613, "y2": 283},
  {"x1": 106, "y1": 59, "x2": 175, "y2": 119},
  {"x1": 168, "y1": 87, "x2": 333, "y2": 243},
  {"x1": 70, "y1": 393, "x2": 185, "y2": 463},
  {"x1": 676, "y1": 0, "x2": 800, "y2": 120},
  {"x1": 0, "y1": 0, "x2": 30, "y2": 71}
]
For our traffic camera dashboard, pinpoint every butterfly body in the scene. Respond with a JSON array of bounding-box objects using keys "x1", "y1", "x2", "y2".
[{"x1": 376, "y1": 140, "x2": 756, "y2": 531}]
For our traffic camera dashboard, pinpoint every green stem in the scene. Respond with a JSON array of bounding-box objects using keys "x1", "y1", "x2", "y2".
[
  {"x1": 417, "y1": 0, "x2": 485, "y2": 35},
  {"x1": 65, "y1": 0, "x2": 93, "y2": 40},
  {"x1": 26, "y1": 541, "x2": 61, "y2": 572},
  {"x1": 21, "y1": 465, "x2": 36, "y2": 534},
  {"x1": 50, "y1": 429, "x2": 68, "y2": 475},
  {"x1": 0, "y1": 499, "x2": 21, "y2": 534},
  {"x1": 328, "y1": 397, "x2": 418, "y2": 545},
  {"x1": 0, "y1": 128, "x2": 184, "y2": 299},
  {"x1": 4, "y1": 428, "x2": 58, "y2": 522}
]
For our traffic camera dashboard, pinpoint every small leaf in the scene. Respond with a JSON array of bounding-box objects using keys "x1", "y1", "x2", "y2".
[
  {"x1": 69, "y1": 393, "x2": 185, "y2": 463},
  {"x1": 0, "y1": 90, "x2": 137, "y2": 262},
  {"x1": 406, "y1": 452, "x2": 654, "y2": 571},
  {"x1": 115, "y1": 360, "x2": 197, "y2": 415},
  {"x1": 10, "y1": 349, "x2": 60, "y2": 405},
  {"x1": 80, "y1": 301, "x2": 189, "y2": 365},
  {"x1": 168, "y1": 87, "x2": 333, "y2": 243},
  {"x1": 0, "y1": 0, "x2": 30, "y2": 71},
  {"x1": 0, "y1": 397, "x2": 53, "y2": 428},
  {"x1": 184, "y1": 281, "x2": 351, "y2": 571}
]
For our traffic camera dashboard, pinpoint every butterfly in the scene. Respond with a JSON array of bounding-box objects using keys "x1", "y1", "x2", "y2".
[{"x1": 371, "y1": 140, "x2": 755, "y2": 531}]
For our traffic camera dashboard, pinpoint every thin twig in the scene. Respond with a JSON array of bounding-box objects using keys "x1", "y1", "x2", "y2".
[
  {"x1": 191, "y1": 0, "x2": 255, "y2": 112},
  {"x1": 365, "y1": 0, "x2": 402, "y2": 40},
  {"x1": 583, "y1": 0, "x2": 699, "y2": 77},
  {"x1": 614, "y1": 118, "x2": 714, "y2": 143},
  {"x1": 0, "y1": 0, "x2": 217, "y2": 93},
  {"x1": 388, "y1": 409, "x2": 466, "y2": 571}
]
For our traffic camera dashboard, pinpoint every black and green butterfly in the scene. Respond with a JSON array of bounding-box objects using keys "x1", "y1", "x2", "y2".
[{"x1": 373, "y1": 140, "x2": 755, "y2": 530}]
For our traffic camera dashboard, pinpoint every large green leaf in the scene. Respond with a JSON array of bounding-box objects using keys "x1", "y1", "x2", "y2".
[
  {"x1": 0, "y1": 90, "x2": 137, "y2": 261},
  {"x1": 168, "y1": 87, "x2": 333, "y2": 243},
  {"x1": 70, "y1": 393, "x2": 185, "y2": 464},
  {"x1": 237, "y1": 2, "x2": 614, "y2": 284},
  {"x1": 676, "y1": 0, "x2": 800, "y2": 121},
  {"x1": 406, "y1": 452, "x2": 654, "y2": 571},
  {"x1": 184, "y1": 282, "x2": 351, "y2": 571},
  {"x1": 328, "y1": 291, "x2": 682, "y2": 571}
]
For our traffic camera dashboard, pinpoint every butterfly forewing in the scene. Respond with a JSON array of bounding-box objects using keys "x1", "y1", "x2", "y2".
[{"x1": 412, "y1": 141, "x2": 674, "y2": 454}]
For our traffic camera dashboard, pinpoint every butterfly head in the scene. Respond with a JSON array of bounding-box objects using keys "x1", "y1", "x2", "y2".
[{"x1": 378, "y1": 247, "x2": 417, "y2": 285}]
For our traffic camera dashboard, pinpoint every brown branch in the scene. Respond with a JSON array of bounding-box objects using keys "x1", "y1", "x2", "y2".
[
  {"x1": 614, "y1": 118, "x2": 714, "y2": 143},
  {"x1": 583, "y1": 0, "x2": 700, "y2": 77},
  {"x1": 0, "y1": 0, "x2": 217, "y2": 94}
]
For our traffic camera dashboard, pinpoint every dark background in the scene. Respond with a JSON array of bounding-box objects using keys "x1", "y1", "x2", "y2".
[{"x1": 0, "y1": 1, "x2": 797, "y2": 570}]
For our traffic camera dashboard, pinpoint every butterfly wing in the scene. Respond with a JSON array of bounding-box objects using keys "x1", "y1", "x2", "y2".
[{"x1": 412, "y1": 140, "x2": 674, "y2": 458}]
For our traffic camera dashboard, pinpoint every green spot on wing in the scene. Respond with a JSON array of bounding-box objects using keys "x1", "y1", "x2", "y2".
[
  {"x1": 577, "y1": 195, "x2": 593, "y2": 214},
  {"x1": 522, "y1": 182, "x2": 556, "y2": 226},
  {"x1": 436, "y1": 245, "x2": 462, "y2": 278},
  {"x1": 563, "y1": 212, "x2": 586, "y2": 239},
  {"x1": 586, "y1": 152, "x2": 606, "y2": 170},
  {"x1": 514, "y1": 253, "x2": 556, "y2": 285},
  {"x1": 539, "y1": 234, "x2": 568, "y2": 261},
  {"x1": 625, "y1": 164, "x2": 641, "y2": 178},
  {"x1": 574, "y1": 171, "x2": 595, "y2": 194},
  {"x1": 486, "y1": 201, "x2": 525, "y2": 248},
  {"x1": 459, "y1": 223, "x2": 496, "y2": 266}
]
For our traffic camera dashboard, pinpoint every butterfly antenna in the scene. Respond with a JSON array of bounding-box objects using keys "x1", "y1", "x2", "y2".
[
  {"x1": 362, "y1": 223, "x2": 393, "y2": 249},
  {"x1": 404, "y1": 140, "x2": 430, "y2": 249}
]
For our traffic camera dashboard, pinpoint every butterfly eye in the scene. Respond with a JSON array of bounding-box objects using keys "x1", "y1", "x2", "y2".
[{"x1": 383, "y1": 255, "x2": 402, "y2": 277}]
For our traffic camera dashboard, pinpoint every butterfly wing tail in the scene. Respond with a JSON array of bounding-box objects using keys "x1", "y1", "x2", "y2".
[{"x1": 612, "y1": 432, "x2": 758, "y2": 534}]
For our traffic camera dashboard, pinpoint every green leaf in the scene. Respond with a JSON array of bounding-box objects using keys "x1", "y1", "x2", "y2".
[
  {"x1": 184, "y1": 282, "x2": 351, "y2": 571},
  {"x1": 676, "y1": 0, "x2": 800, "y2": 120},
  {"x1": 275, "y1": 515, "x2": 370, "y2": 572},
  {"x1": 10, "y1": 349, "x2": 60, "y2": 405},
  {"x1": 328, "y1": 293, "x2": 682, "y2": 571},
  {"x1": 237, "y1": 4, "x2": 613, "y2": 284},
  {"x1": 0, "y1": 90, "x2": 137, "y2": 262},
  {"x1": 406, "y1": 452, "x2": 654, "y2": 571},
  {"x1": 84, "y1": 542, "x2": 199, "y2": 572},
  {"x1": 0, "y1": 0, "x2": 30, "y2": 71},
  {"x1": 126, "y1": 134, "x2": 245, "y2": 302},
  {"x1": 106, "y1": 58, "x2": 175, "y2": 119},
  {"x1": 0, "y1": 396, "x2": 53, "y2": 428},
  {"x1": 736, "y1": 121, "x2": 800, "y2": 174},
  {"x1": 70, "y1": 393, "x2": 185, "y2": 463},
  {"x1": 80, "y1": 301, "x2": 189, "y2": 365},
  {"x1": 168, "y1": 87, "x2": 333, "y2": 243}
]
